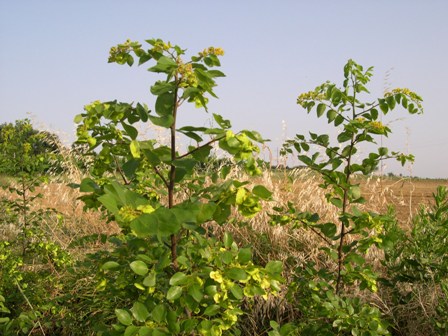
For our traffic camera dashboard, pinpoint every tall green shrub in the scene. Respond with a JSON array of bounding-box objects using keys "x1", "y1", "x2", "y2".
[
  {"x1": 274, "y1": 59, "x2": 423, "y2": 334},
  {"x1": 74, "y1": 38, "x2": 282, "y2": 335}
]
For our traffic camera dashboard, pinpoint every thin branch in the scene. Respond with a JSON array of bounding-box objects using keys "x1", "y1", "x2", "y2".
[
  {"x1": 302, "y1": 221, "x2": 333, "y2": 246},
  {"x1": 177, "y1": 135, "x2": 225, "y2": 160},
  {"x1": 355, "y1": 102, "x2": 380, "y2": 118},
  {"x1": 112, "y1": 155, "x2": 130, "y2": 185},
  {"x1": 153, "y1": 165, "x2": 169, "y2": 188},
  {"x1": 16, "y1": 281, "x2": 46, "y2": 336}
]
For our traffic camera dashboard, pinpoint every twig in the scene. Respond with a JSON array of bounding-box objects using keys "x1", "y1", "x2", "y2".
[{"x1": 15, "y1": 281, "x2": 46, "y2": 336}]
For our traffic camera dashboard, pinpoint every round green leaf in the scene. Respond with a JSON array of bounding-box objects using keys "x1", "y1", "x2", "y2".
[
  {"x1": 167, "y1": 286, "x2": 183, "y2": 301},
  {"x1": 131, "y1": 302, "x2": 150, "y2": 322},
  {"x1": 169, "y1": 272, "x2": 188, "y2": 286},
  {"x1": 225, "y1": 268, "x2": 248, "y2": 281},
  {"x1": 130, "y1": 260, "x2": 149, "y2": 276},
  {"x1": 124, "y1": 325, "x2": 139, "y2": 336},
  {"x1": 101, "y1": 261, "x2": 120, "y2": 270},
  {"x1": 115, "y1": 309, "x2": 132, "y2": 326}
]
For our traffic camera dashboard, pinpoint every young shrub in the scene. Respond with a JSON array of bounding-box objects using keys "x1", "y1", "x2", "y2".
[
  {"x1": 273, "y1": 59, "x2": 423, "y2": 334},
  {"x1": 73, "y1": 38, "x2": 282, "y2": 335}
]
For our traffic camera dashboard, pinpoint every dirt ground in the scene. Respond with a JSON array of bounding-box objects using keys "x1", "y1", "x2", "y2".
[{"x1": 361, "y1": 177, "x2": 448, "y2": 226}]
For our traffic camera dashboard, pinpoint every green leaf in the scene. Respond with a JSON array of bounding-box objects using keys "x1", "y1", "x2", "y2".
[
  {"x1": 330, "y1": 197, "x2": 343, "y2": 208},
  {"x1": 122, "y1": 159, "x2": 140, "y2": 179},
  {"x1": 136, "y1": 103, "x2": 149, "y2": 122},
  {"x1": 348, "y1": 185, "x2": 362, "y2": 200},
  {"x1": 337, "y1": 132, "x2": 352, "y2": 143},
  {"x1": 115, "y1": 309, "x2": 132, "y2": 326},
  {"x1": 378, "y1": 147, "x2": 388, "y2": 156},
  {"x1": 151, "y1": 304, "x2": 166, "y2": 323},
  {"x1": 265, "y1": 260, "x2": 283, "y2": 275},
  {"x1": 386, "y1": 95, "x2": 396, "y2": 110},
  {"x1": 379, "y1": 100, "x2": 389, "y2": 114},
  {"x1": 74, "y1": 114, "x2": 83, "y2": 124},
  {"x1": 124, "y1": 326, "x2": 139, "y2": 336},
  {"x1": 208, "y1": 69, "x2": 225, "y2": 77},
  {"x1": 196, "y1": 202, "x2": 217, "y2": 223},
  {"x1": 188, "y1": 284, "x2": 204, "y2": 303},
  {"x1": 79, "y1": 178, "x2": 100, "y2": 192},
  {"x1": 332, "y1": 90, "x2": 342, "y2": 105},
  {"x1": 131, "y1": 213, "x2": 158, "y2": 237},
  {"x1": 317, "y1": 223, "x2": 337, "y2": 238},
  {"x1": 237, "y1": 247, "x2": 252, "y2": 264},
  {"x1": 170, "y1": 272, "x2": 188, "y2": 286},
  {"x1": 131, "y1": 209, "x2": 180, "y2": 237},
  {"x1": 334, "y1": 115, "x2": 344, "y2": 126},
  {"x1": 327, "y1": 109, "x2": 337, "y2": 123},
  {"x1": 139, "y1": 327, "x2": 152, "y2": 336},
  {"x1": 101, "y1": 261, "x2": 120, "y2": 270},
  {"x1": 148, "y1": 114, "x2": 174, "y2": 128},
  {"x1": 223, "y1": 232, "x2": 234, "y2": 248},
  {"x1": 252, "y1": 185, "x2": 272, "y2": 200},
  {"x1": 130, "y1": 260, "x2": 149, "y2": 276},
  {"x1": 122, "y1": 123, "x2": 138, "y2": 140},
  {"x1": 317, "y1": 103, "x2": 326, "y2": 117},
  {"x1": 203, "y1": 305, "x2": 220, "y2": 316},
  {"x1": 213, "y1": 113, "x2": 231, "y2": 129},
  {"x1": 130, "y1": 140, "x2": 141, "y2": 158},
  {"x1": 225, "y1": 268, "x2": 248, "y2": 281},
  {"x1": 150, "y1": 81, "x2": 174, "y2": 95},
  {"x1": 345, "y1": 253, "x2": 365, "y2": 266},
  {"x1": 148, "y1": 56, "x2": 177, "y2": 73},
  {"x1": 155, "y1": 92, "x2": 174, "y2": 116},
  {"x1": 143, "y1": 273, "x2": 156, "y2": 287},
  {"x1": 131, "y1": 302, "x2": 150, "y2": 322},
  {"x1": 167, "y1": 286, "x2": 183, "y2": 301},
  {"x1": 230, "y1": 284, "x2": 243, "y2": 300},
  {"x1": 167, "y1": 311, "x2": 180, "y2": 334}
]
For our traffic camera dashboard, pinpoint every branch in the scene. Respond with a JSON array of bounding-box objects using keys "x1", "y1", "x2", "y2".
[
  {"x1": 356, "y1": 102, "x2": 380, "y2": 118},
  {"x1": 303, "y1": 221, "x2": 333, "y2": 246},
  {"x1": 153, "y1": 165, "x2": 169, "y2": 188},
  {"x1": 177, "y1": 135, "x2": 225, "y2": 160},
  {"x1": 112, "y1": 155, "x2": 130, "y2": 185}
]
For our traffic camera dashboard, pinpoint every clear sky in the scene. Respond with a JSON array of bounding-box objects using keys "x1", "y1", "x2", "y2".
[{"x1": 1, "y1": 0, "x2": 447, "y2": 178}]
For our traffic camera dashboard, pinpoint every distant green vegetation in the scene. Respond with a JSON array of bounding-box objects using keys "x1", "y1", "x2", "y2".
[{"x1": 0, "y1": 119, "x2": 64, "y2": 176}]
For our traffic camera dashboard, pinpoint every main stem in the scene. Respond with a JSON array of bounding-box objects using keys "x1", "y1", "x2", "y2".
[
  {"x1": 169, "y1": 77, "x2": 179, "y2": 271},
  {"x1": 21, "y1": 176, "x2": 28, "y2": 257},
  {"x1": 335, "y1": 139, "x2": 353, "y2": 294},
  {"x1": 335, "y1": 77, "x2": 357, "y2": 294}
]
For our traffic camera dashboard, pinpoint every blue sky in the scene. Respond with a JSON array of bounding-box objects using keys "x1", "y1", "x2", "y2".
[{"x1": 1, "y1": 1, "x2": 447, "y2": 178}]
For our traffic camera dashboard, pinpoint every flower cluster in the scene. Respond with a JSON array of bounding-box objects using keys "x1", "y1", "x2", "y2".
[
  {"x1": 177, "y1": 58, "x2": 198, "y2": 87},
  {"x1": 297, "y1": 90, "x2": 325, "y2": 104},
  {"x1": 108, "y1": 39, "x2": 141, "y2": 63},
  {"x1": 385, "y1": 87, "x2": 423, "y2": 110},
  {"x1": 368, "y1": 121, "x2": 387, "y2": 134},
  {"x1": 199, "y1": 46, "x2": 225, "y2": 57},
  {"x1": 151, "y1": 40, "x2": 172, "y2": 53}
]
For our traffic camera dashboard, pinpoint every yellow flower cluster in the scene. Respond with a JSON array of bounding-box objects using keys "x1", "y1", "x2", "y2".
[
  {"x1": 151, "y1": 40, "x2": 172, "y2": 53},
  {"x1": 368, "y1": 121, "x2": 386, "y2": 133},
  {"x1": 109, "y1": 39, "x2": 141, "y2": 63},
  {"x1": 199, "y1": 47, "x2": 225, "y2": 57},
  {"x1": 117, "y1": 204, "x2": 155, "y2": 223},
  {"x1": 297, "y1": 91, "x2": 325, "y2": 104},
  {"x1": 385, "y1": 88, "x2": 423, "y2": 110},
  {"x1": 177, "y1": 58, "x2": 198, "y2": 87},
  {"x1": 385, "y1": 88, "x2": 412, "y2": 97}
]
